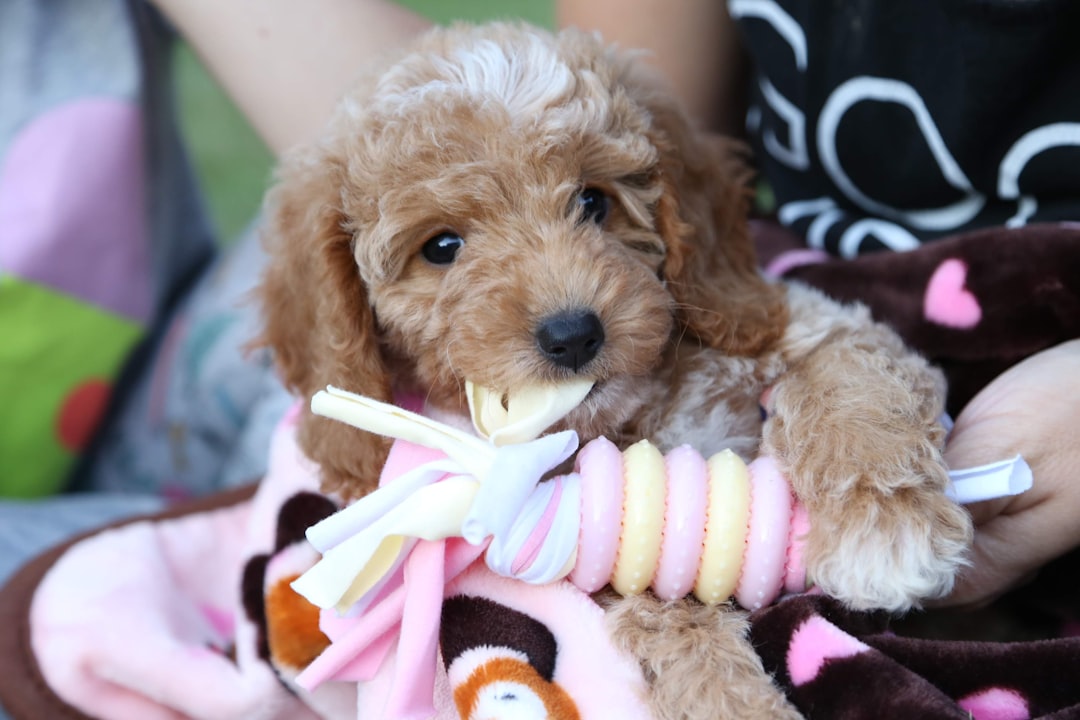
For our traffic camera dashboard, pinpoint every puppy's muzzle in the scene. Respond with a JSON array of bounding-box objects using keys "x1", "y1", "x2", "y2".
[{"x1": 535, "y1": 309, "x2": 605, "y2": 372}]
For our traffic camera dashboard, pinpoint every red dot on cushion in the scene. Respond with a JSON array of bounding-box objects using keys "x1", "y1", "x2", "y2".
[{"x1": 56, "y1": 379, "x2": 112, "y2": 452}]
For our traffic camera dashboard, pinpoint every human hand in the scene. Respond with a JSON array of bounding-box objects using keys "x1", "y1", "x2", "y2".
[{"x1": 938, "y1": 339, "x2": 1080, "y2": 608}]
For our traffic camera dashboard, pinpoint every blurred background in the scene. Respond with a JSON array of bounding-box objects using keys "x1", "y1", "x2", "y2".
[{"x1": 176, "y1": 0, "x2": 554, "y2": 243}]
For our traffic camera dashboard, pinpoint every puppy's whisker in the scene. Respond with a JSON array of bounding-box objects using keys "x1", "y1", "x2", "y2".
[
  {"x1": 670, "y1": 300, "x2": 725, "y2": 319},
  {"x1": 671, "y1": 320, "x2": 693, "y2": 363},
  {"x1": 443, "y1": 338, "x2": 464, "y2": 382}
]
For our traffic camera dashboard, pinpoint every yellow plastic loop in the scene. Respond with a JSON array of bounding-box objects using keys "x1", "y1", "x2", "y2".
[
  {"x1": 611, "y1": 440, "x2": 667, "y2": 595},
  {"x1": 694, "y1": 450, "x2": 751, "y2": 605}
]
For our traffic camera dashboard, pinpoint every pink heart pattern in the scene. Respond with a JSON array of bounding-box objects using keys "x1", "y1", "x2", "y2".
[
  {"x1": 924, "y1": 258, "x2": 982, "y2": 329},
  {"x1": 786, "y1": 615, "x2": 870, "y2": 686},
  {"x1": 957, "y1": 687, "x2": 1030, "y2": 720}
]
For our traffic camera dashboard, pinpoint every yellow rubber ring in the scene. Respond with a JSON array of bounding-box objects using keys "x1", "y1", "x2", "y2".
[
  {"x1": 611, "y1": 439, "x2": 667, "y2": 595},
  {"x1": 694, "y1": 449, "x2": 751, "y2": 605}
]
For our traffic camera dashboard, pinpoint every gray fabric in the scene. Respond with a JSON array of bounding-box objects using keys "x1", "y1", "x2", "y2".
[
  {"x1": 0, "y1": 0, "x2": 216, "y2": 313},
  {"x1": 0, "y1": 0, "x2": 138, "y2": 146},
  {"x1": 0, "y1": 0, "x2": 287, "y2": 574},
  {"x1": 83, "y1": 224, "x2": 293, "y2": 497},
  {"x1": 0, "y1": 0, "x2": 289, "y2": 497},
  {"x1": 0, "y1": 2, "x2": 289, "y2": 716}
]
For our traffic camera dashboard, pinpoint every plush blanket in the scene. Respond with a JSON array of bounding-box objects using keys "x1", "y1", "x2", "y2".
[
  {"x1": 0, "y1": 413, "x2": 651, "y2": 720},
  {"x1": 6, "y1": 464, "x2": 1080, "y2": 716},
  {"x1": 2, "y1": 222, "x2": 1078, "y2": 720},
  {"x1": 756, "y1": 222, "x2": 1080, "y2": 415},
  {"x1": 3, "y1": 444, "x2": 1079, "y2": 720},
  {"x1": 750, "y1": 593, "x2": 1080, "y2": 719}
]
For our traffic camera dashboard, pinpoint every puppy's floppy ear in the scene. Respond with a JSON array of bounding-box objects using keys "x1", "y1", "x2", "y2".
[
  {"x1": 258, "y1": 149, "x2": 392, "y2": 500},
  {"x1": 647, "y1": 98, "x2": 788, "y2": 356}
]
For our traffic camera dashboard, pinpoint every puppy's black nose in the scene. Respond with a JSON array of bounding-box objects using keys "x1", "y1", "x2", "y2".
[{"x1": 535, "y1": 310, "x2": 605, "y2": 372}]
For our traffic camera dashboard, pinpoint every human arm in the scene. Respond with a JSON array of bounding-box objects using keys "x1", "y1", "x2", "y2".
[
  {"x1": 149, "y1": 0, "x2": 432, "y2": 155},
  {"x1": 556, "y1": 0, "x2": 749, "y2": 134},
  {"x1": 940, "y1": 339, "x2": 1080, "y2": 607}
]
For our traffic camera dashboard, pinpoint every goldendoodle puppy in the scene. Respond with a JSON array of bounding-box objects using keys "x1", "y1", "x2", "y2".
[{"x1": 258, "y1": 22, "x2": 971, "y2": 719}]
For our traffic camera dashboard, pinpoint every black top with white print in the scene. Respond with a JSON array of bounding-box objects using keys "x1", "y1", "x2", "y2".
[{"x1": 731, "y1": 0, "x2": 1080, "y2": 256}]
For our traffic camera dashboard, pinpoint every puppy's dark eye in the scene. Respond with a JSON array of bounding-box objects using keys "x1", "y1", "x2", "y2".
[
  {"x1": 421, "y1": 232, "x2": 464, "y2": 265},
  {"x1": 576, "y1": 188, "x2": 609, "y2": 225}
]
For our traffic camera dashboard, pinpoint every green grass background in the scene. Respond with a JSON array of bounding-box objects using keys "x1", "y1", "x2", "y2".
[{"x1": 176, "y1": 0, "x2": 554, "y2": 242}]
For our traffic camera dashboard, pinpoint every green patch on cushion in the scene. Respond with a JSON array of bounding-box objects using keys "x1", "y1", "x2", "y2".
[{"x1": 0, "y1": 276, "x2": 142, "y2": 497}]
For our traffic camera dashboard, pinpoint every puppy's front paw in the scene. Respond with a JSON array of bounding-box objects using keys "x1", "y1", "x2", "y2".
[
  {"x1": 764, "y1": 321, "x2": 974, "y2": 612},
  {"x1": 804, "y1": 480, "x2": 973, "y2": 612}
]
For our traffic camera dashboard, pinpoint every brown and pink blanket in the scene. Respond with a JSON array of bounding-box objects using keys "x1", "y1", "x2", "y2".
[{"x1": 1, "y1": 222, "x2": 1078, "y2": 719}]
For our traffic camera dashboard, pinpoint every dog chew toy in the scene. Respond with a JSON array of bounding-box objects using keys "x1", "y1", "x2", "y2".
[
  {"x1": 293, "y1": 383, "x2": 1034, "y2": 625},
  {"x1": 571, "y1": 437, "x2": 808, "y2": 608},
  {"x1": 293, "y1": 385, "x2": 809, "y2": 615}
]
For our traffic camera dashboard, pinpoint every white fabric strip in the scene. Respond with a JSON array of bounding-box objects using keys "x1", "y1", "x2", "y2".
[{"x1": 945, "y1": 455, "x2": 1033, "y2": 504}]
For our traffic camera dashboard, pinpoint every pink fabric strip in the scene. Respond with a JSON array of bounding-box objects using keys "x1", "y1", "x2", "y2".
[
  {"x1": 386, "y1": 540, "x2": 446, "y2": 720},
  {"x1": 511, "y1": 476, "x2": 565, "y2": 576},
  {"x1": 297, "y1": 587, "x2": 406, "y2": 690},
  {"x1": 763, "y1": 248, "x2": 830, "y2": 279},
  {"x1": 297, "y1": 538, "x2": 486, "y2": 717},
  {"x1": 328, "y1": 626, "x2": 398, "y2": 683}
]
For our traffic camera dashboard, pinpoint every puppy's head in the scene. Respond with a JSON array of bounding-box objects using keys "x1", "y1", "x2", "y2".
[{"x1": 259, "y1": 23, "x2": 787, "y2": 498}]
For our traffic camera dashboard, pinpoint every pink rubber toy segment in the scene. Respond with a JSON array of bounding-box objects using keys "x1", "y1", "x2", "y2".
[
  {"x1": 785, "y1": 502, "x2": 811, "y2": 593},
  {"x1": 570, "y1": 436, "x2": 624, "y2": 592},
  {"x1": 736, "y1": 456, "x2": 794, "y2": 610},
  {"x1": 653, "y1": 445, "x2": 708, "y2": 601}
]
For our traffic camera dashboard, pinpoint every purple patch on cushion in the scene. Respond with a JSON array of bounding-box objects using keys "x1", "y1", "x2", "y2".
[{"x1": 0, "y1": 98, "x2": 150, "y2": 323}]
